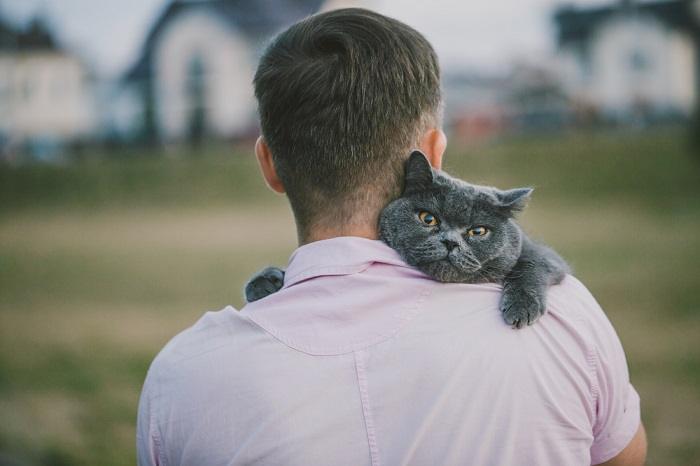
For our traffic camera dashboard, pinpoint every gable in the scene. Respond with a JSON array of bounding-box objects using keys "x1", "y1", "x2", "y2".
[
  {"x1": 554, "y1": 0, "x2": 700, "y2": 49},
  {"x1": 125, "y1": 0, "x2": 324, "y2": 82}
]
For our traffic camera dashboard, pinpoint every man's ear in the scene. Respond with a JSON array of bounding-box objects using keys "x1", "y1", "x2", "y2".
[
  {"x1": 255, "y1": 136, "x2": 285, "y2": 194},
  {"x1": 495, "y1": 187, "x2": 533, "y2": 215},
  {"x1": 404, "y1": 150, "x2": 434, "y2": 195},
  {"x1": 418, "y1": 128, "x2": 446, "y2": 170}
]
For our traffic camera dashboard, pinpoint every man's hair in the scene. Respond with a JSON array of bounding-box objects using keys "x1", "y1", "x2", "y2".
[{"x1": 254, "y1": 8, "x2": 442, "y2": 234}]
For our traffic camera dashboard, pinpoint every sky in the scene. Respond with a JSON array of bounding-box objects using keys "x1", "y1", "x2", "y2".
[{"x1": 0, "y1": 0, "x2": 614, "y2": 78}]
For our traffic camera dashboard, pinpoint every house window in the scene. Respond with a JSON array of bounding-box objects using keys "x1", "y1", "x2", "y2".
[
  {"x1": 186, "y1": 54, "x2": 207, "y2": 145},
  {"x1": 575, "y1": 46, "x2": 592, "y2": 82},
  {"x1": 629, "y1": 49, "x2": 651, "y2": 72}
]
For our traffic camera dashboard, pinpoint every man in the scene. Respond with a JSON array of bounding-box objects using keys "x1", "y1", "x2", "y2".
[{"x1": 137, "y1": 8, "x2": 645, "y2": 465}]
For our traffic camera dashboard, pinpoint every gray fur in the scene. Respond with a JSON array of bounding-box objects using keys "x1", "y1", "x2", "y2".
[
  {"x1": 245, "y1": 151, "x2": 569, "y2": 328},
  {"x1": 245, "y1": 267, "x2": 285, "y2": 303}
]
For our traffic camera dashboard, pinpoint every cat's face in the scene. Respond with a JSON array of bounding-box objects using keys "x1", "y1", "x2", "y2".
[{"x1": 379, "y1": 151, "x2": 531, "y2": 283}]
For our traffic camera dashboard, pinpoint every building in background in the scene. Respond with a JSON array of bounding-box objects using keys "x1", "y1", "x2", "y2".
[
  {"x1": 121, "y1": 0, "x2": 324, "y2": 145},
  {"x1": 554, "y1": 0, "x2": 700, "y2": 124},
  {"x1": 4, "y1": 0, "x2": 698, "y2": 158},
  {"x1": 442, "y1": 71, "x2": 509, "y2": 145},
  {"x1": 443, "y1": 64, "x2": 570, "y2": 145},
  {"x1": 0, "y1": 16, "x2": 95, "y2": 159}
]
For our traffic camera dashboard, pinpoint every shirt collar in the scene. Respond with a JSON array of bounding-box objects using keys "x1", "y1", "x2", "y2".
[{"x1": 282, "y1": 236, "x2": 411, "y2": 288}]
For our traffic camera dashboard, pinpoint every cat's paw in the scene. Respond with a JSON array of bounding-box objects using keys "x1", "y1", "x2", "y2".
[
  {"x1": 245, "y1": 267, "x2": 285, "y2": 303},
  {"x1": 500, "y1": 285, "x2": 546, "y2": 329}
]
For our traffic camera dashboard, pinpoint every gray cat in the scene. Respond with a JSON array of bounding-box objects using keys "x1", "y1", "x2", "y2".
[{"x1": 245, "y1": 150, "x2": 569, "y2": 328}]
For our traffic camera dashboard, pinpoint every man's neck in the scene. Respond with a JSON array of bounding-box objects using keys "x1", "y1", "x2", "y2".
[{"x1": 299, "y1": 223, "x2": 379, "y2": 246}]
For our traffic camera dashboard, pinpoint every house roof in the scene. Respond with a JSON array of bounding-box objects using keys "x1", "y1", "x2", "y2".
[
  {"x1": 0, "y1": 15, "x2": 60, "y2": 52},
  {"x1": 554, "y1": 0, "x2": 700, "y2": 47},
  {"x1": 125, "y1": 0, "x2": 324, "y2": 81}
]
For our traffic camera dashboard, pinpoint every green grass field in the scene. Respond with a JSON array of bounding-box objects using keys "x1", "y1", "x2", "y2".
[{"x1": 1, "y1": 129, "x2": 699, "y2": 465}]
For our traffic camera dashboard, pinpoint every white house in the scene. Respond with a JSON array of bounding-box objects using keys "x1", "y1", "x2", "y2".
[
  {"x1": 0, "y1": 18, "x2": 95, "y2": 154},
  {"x1": 123, "y1": 0, "x2": 324, "y2": 143},
  {"x1": 554, "y1": 0, "x2": 700, "y2": 121}
]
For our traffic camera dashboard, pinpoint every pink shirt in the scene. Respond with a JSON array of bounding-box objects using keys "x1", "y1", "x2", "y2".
[{"x1": 137, "y1": 237, "x2": 640, "y2": 466}]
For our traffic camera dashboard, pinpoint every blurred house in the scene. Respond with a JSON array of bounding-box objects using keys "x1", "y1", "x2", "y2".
[
  {"x1": 0, "y1": 16, "x2": 95, "y2": 158},
  {"x1": 442, "y1": 72, "x2": 509, "y2": 145},
  {"x1": 504, "y1": 64, "x2": 571, "y2": 132},
  {"x1": 554, "y1": 0, "x2": 700, "y2": 123},
  {"x1": 121, "y1": 0, "x2": 324, "y2": 144},
  {"x1": 444, "y1": 65, "x2": 570, "y2": 145}
]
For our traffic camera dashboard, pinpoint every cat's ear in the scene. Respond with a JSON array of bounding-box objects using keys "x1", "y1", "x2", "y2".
[
  {"x1": 404, "y1": 150, "x2": 434, "y2": 195},
  {"x1": 495, "y1": 187, "x2": 533, "y2": 215}
]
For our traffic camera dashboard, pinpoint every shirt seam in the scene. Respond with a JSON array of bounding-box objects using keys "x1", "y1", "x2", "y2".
[
  {"x1": 152, "y1": 428, "x2": 166, "y2": 466},
  {"x1": 283, "y1": 260, "x2": 415, "y2": 289},
  {"x1": 149, "y1": 367, "x2": 168, "y2": 466},
  {"x1": 354, "y1": 349, "x2": 380, "y2": 466},
  {"x1": 245, "y1": 286, "x2": 433, "y2": 356},
  {"x1": 587, "y1": 343, "x2": 601, "y2": 434},
  {"x1": 283, "y1": 263, "x2": 373, "y2": 288},
  {"x1": 565, "y1": 293, "x2": 599, "y2": 428}
]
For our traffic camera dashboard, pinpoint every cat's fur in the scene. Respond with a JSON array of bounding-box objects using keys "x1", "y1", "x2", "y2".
[{"x1": 245, "y1": 151, "x2": 570, "y2": 328}]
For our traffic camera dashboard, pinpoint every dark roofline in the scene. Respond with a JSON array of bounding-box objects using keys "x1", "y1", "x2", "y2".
[
  {"x1": 0, "y1": 15, "x2": 61, "y2": 52},
  {"x1": 554, "y1": 0, "x2": 700, "y2": 47},
  {"x1": 124, "y1": 0, "x2": 324, "y2": 82},
  {"x1": 123, "y1": 1, "x2": 186, "y2": 82}
]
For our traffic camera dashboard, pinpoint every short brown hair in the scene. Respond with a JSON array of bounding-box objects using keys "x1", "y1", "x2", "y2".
[{"x1": 254, "y1": 8, "x2": 442, "y2": 235}]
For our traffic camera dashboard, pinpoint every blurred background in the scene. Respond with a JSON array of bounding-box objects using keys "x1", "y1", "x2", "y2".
[{"x1": 0, "y1": 0, "x2": 698, "y2": 464}]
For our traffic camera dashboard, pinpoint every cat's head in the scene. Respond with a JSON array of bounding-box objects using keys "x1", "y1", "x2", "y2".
[{"x1": 379, "y1": 151, "x2": 532, "y2": 283}]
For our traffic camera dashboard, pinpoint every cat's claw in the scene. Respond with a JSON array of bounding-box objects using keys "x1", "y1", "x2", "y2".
[
  {"x1": 245, "y1": 267, "x2": 285, "y2": 303},
  {"x1": 500, "y1": 286, "x2": 546, "y2": 329}
]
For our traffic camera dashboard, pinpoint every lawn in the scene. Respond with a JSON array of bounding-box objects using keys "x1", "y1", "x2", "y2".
[{"x1": 1, "y1": 128, "x2": 699, "y2": 465}]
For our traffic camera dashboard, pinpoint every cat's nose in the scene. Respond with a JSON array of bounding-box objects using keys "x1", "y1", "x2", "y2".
[{"x1": 442, "y1": 239, "x2": 459, "y2": 251}]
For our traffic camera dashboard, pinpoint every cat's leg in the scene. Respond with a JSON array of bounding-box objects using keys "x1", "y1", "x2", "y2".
[
  {"x1": 500, "y1": 236, "x2": 569, "y2": 328},
  {"x1": 245, "y1": 267, "x2": 286, "y2": 303}
]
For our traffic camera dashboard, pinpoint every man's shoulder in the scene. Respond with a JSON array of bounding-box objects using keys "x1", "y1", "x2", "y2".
[
  {"x1": 422, "y1": 273, "x2": 610, "y2": 333},
  {"x1": 546, "y1": 275, "x2": 615, "y2": 332},
  {"x1": 430, "y1": 274, "x2": 621, "y2": 359},
  {"x1": 147, "y1": 305, "x2": 261, "y2": 379},
  {"x1": 528, "y1": 274, "x2": 626, "y2": 362},
  {"x1": 549, "y1": 274, "x2": 600, "y2": 306}
]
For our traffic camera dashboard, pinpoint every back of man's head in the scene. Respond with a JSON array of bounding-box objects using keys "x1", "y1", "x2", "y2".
[{"x1": 254, "y1": 8, "x2": 442, "y2": 238}]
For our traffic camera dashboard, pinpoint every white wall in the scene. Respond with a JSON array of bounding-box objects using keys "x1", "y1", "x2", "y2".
[
  {"x1": 0, "y1": 52, "x2": 95, "y2": 141},
  {"x1": 153, "y1": 9, "x2": 257, "y2": 141}
]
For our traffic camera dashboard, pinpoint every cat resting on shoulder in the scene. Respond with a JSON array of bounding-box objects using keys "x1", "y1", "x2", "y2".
[{"x1": 245, "y1": 151, "x2": 569, "y2": 328}]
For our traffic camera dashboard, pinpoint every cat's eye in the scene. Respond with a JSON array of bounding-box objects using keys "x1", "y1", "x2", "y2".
[
  {"x1": 418, "y1": 211, "x2": 439, "y2": 226},
  {"x1": 467, "y1": 226, "x2": 489, "y2": 237}
]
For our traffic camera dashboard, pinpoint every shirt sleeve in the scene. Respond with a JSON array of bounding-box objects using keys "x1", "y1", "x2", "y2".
[
  {"x1": 571, "y1": 279, "x2": 641, "y2": 465},
  {"x1": 137, "y1": 366, "x2": 165, "y2": 466}
]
